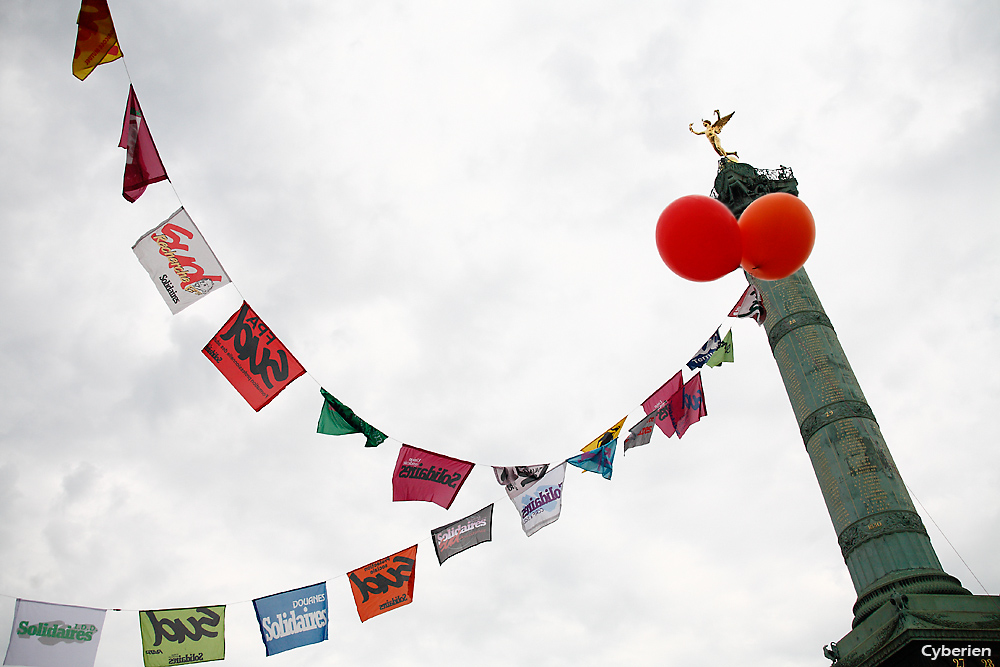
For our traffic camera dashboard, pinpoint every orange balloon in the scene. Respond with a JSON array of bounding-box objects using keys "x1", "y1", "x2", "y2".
[{"x1": 738, "y1": 193, "x2": 815, "y2": 280}]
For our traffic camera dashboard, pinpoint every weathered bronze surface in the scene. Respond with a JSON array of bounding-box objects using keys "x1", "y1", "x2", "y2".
[{"x1": 711, "y1": 161, "x2": 970, "y2": 643}]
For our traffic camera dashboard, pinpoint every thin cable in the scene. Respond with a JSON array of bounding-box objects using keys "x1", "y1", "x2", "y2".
[{"x1": 905, "y1": 482, "x2": 990, "y2": 595}]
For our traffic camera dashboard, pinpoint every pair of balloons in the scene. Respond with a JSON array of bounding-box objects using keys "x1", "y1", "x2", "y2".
[{"x1": 655, "y1": 193, "x2": 815, "y2": 281}]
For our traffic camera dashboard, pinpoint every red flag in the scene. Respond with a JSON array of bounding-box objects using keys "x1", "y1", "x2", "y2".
[
  {"x1": 392, "y1": 445, "x2": 474, "y2": 510},
  {"x1": 119, "y1": 85, "x2": 167, "y2": 202},
  {"x1": 641, "y1": 370, "x2": 683, "y2": 437},
  {"x1": 672, "y1": 372, "x2": 707, "y2": 438},
  {"x1": 202, "y1": 301, "x2": 305, "y2": 411}
]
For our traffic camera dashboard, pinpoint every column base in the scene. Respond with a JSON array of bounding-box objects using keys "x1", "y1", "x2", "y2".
[
  {"x1": 852, "y1": 569, "x2": 970, "y2": 626},
  {"x1": 827, "y1": 593, "x2": 1000, "y2": 667}
]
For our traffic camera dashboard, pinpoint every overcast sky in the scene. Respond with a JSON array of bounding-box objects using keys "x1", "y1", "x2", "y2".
[{"x1": 1, "y1": 1, "x2": 999, "y2": 665}]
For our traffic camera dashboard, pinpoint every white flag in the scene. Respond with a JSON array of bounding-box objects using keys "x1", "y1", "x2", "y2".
[
  {"x1": 132, "y1": 207, "x2": 230, "y2": 314},
  {"x1": 493, "y1": 464, "x2": 549, "y2": 500},
  {"x1": 623, "y1": 413, "x2": 656, "y2": 452},
  {"x1": 4, "y1": 599, "x2": 106, "y2": 667},
  {"x1": 728, "y1": 284, "x2": 767, "y2": 325},
  {"x1": 511, "y1": 463, "x2": 566, "y2": 537}
]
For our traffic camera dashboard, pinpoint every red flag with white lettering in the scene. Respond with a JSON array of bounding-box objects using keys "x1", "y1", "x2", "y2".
[{"x1": 202, "y1": 302, "x2": 305, "y2": 411}]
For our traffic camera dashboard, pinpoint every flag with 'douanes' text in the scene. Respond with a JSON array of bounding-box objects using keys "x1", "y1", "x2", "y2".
[{"x1": 253, "y1": 583, "x2": 327, "y2": 657}]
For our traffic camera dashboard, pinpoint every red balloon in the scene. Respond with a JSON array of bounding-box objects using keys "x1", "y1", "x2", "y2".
[
  {"x1": 738, "y1": 193, "x2": 815, "y2": 280},
  {"x1": 655, "y1": 195, "x2": 742, "y2": 282}
]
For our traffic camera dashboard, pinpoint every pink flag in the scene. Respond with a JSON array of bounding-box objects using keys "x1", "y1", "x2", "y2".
[
  {"x1": 641, "y1": 370, "x2": 683, "y2": 437},
  {"x1": 672, "y1": 372, "x2": 707, "y2": 438},
  {"x1": 119, "y1": 85, "x2": 167, "y2": 202},
  {"x1": 392, "y1": 445, "x2": 474, "y2": 510}
]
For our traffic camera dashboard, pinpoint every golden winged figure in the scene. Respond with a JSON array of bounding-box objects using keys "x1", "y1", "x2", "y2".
[{"x1": 690, "y1": 110, "x2": 738, "y2": 161}]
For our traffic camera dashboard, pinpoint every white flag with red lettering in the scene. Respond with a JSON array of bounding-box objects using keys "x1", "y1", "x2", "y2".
[{"x1": 132, "y1": 208, "x2": 230, "y2": 314}]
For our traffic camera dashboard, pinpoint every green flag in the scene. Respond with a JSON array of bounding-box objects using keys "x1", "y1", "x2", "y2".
[
  {"x1": 140, "y1": 606, "x2": 225, "y2": 667},
  {"x1": 318, "y1": 388, "x2": 387, "y2": 447},
  {"x1": 706, "y1": 329, "x2": 733, "y2": 367}
]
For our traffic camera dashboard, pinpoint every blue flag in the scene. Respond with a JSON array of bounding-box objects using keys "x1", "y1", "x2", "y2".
[
  {"x1": 687, "y1": 328, "x2": 722, "y2": 370},
  {"x1": 566, "y1": 438, "x2": 616, "y2": 480},
  {"x1": 253, "y1": 582, "x2": 328, "y2": 656}
]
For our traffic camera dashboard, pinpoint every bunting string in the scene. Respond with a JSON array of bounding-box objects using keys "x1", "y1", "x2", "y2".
[{"x1": 12, "y1": 3, "x2": 979, "y2": 666}]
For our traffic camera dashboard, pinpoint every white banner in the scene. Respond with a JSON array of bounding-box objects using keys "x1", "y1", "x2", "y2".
[
  {"x1": 511, "y1": 463, "x2": 566, "y2": 537},
  {"x1": 4, "y1": 599, "x2": 106, "y2": 667},
  {"x1": 132, "y1": 207, "x2": 230, "y2": 314},
  {"x1": 493, "y1": 464, "x2": 549, "y2": 500}
]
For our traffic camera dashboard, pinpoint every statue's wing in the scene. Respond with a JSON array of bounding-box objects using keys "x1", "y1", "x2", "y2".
[{"x1": 711, "y1": 111, "x2": 735, "y2": 131}]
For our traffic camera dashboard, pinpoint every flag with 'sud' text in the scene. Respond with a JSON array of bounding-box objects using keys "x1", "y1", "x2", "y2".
[
  {"x1": 347, "y1": 545, "x2": 417, "y2": 622},
  {"x1": 202, "y1": 302, "x2": 305, "y2": 411}
]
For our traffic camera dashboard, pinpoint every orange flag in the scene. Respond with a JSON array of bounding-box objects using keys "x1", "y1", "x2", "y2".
[
  {"x1": 347, "y1": 545, "x2": 417, "y2": 622},
  {"x1": 72, "y1": 0, "x2": 122, "y2": 80}
]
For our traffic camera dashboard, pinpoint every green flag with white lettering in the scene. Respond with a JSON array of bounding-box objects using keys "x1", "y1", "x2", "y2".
[
  {"x1": 317, "y1": 388, "x2": 387, "y2": 447},
  {"x1": 706, "y1": 329, "x2": 733, "y2": 367}
]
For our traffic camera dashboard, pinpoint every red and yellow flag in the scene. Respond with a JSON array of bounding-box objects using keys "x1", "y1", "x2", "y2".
[{"x1": 72, "y1": 0, "x2": 122, "y2": 80}]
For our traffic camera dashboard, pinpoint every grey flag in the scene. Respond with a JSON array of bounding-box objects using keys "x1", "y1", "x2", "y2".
[
  {"x1": 431, "y1": 504, "x2": 493, "y2": 565},
  {"x1": 623, "y1": 413, "x2": 657, "y2": 452}
]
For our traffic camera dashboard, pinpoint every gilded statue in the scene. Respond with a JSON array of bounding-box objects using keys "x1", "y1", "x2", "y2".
[{"x1": 690, "y1": 110, "x2": 738, "y2": 161}]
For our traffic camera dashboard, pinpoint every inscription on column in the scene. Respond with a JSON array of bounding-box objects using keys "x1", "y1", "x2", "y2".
[
  {"x1": 773, "y1": 281, "x2": 810, "y2": 315},
  {"x1": 800, "y1": 328, "x2": 845, "y2": 406},
  {"x1": 776, "y1": 345, "x2": 809, "y2": 418},
  {"x1": 836, "y1": 421, "x2": 890, "y2": 514},
  {"x1": 810, "y1": 439, "x2": 851, "y2": 529}
]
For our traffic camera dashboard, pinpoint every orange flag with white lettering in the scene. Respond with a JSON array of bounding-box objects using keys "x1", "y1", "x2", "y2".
[
  {"x1": 347, "y1": 545, "x2": 417, "y2": 622},
  {"x1": 72, "y1": 0, "x2": 122, "y2": 80}
]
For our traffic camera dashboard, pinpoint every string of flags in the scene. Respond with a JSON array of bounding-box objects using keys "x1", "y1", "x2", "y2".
[{"x1": 1, "y1": 1, "x2": 771, "y2": 665}]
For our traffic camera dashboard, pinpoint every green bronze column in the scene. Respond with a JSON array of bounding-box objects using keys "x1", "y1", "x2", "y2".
[{"x1": 713, "y1": 160, "x2": 969, "y2": 628}]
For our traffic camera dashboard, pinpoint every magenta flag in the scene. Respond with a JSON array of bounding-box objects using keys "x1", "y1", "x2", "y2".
[
  {"x1": 392, "y1": 445, "x2": 474, "y2": 510},
  {"x1": 119, "y1": 85, "x2": 167, "y2": 202},
  {"x1": 641, "y1": 370, "x2": 683, "y2": 437},
  {"x1": 673, "y1": 372, "x2": 707, "y2": 438}
]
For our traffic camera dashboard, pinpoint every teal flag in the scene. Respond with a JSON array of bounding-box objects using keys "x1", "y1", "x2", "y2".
[
  {"x1": 566, "y1": 438, "x2": 616, "y2": 480},
  {"x1": 317, "y1": 388, "x2": 387, "y2": 447},
  {"x1": 706, "y1": 329, "x2": 734, "y2": 367}
]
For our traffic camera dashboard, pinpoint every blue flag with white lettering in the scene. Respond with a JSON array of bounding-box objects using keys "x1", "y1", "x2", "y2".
[
  {"x1": 687, "y1": 327, "x2": 722, "y2": 370},
  {"x1": 253, "y1": 582, "x2": 328, "y2": 656}
]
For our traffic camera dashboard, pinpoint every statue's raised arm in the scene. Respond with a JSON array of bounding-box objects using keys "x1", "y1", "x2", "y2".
[{"x1": 690, "y1": 110, "x2": 738, "y2": 161}]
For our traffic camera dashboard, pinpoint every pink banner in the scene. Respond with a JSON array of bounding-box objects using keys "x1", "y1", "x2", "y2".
[
  {"x1": 674, "y1": 372, "x2": 707, "y2": 438},
  {"x1": 392, "y1": 445, "x2": 474, "y2": 510},
  {"x1": 641, "y1": 370, "x2": 682, "y2": 437}
]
